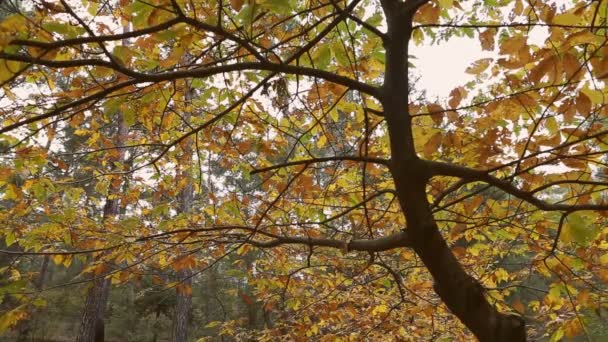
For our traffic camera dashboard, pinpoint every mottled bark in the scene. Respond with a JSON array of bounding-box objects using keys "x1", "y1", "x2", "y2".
[{"x1": 380, "y1": 1, "x2": 526, "y2": 341}]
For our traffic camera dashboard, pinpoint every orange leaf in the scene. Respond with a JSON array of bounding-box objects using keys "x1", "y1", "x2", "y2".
[{"x1": 512, "y1": 300, "x2": 525, "y2": 314}]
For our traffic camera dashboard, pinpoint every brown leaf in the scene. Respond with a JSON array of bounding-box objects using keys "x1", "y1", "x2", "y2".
[
  {"x1": 448, "y1": 87, "x2": 465, "y2": 108},
  {"x1": 423, "y1": 133, "x2": 442, "y2": 157},
  {"x1": 575, "y1": 92, "x2": 591, "y2": 116},
  {"x1": 230, "y1": 0, "x2": 244, "y2": 11},
  {"x1": 479, "y1": 29, "x2": 496, "y2": 51},
  {"x1": 529, "y1": 56, "x2": 555, "y2": 84},
  {"x1": 414, "y1": 3, "x2": 440, "y2": 24},
  {"x1": 427, "y1": 104, "x2": 444, "y2": 125},
  {"x1": 512, "y1": 300, "x2": 526, "y2": 314},
  {"x1": 499, "y1": 36, "x2": 527, "y2": 56}
]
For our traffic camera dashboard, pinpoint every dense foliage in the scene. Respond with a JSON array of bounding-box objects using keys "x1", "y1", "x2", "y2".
[{"x1": 1, "y1": 0, "x2": 608, "y2": 340}]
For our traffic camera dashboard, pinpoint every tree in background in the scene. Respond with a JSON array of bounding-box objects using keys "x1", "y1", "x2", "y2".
[{"x1": 2, "y1": 0, "x2": 608, "y2": 341}]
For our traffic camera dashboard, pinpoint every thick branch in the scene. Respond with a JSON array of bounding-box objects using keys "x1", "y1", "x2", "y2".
[
  {"x1": 249, "y1": 230, "x2": 410, "y2": 252},
  {"x1": 0, "y1": 54, "x2": 378, "y2": 97},
  {"x1": 0, "y1": 59, "x2": 378, "y2": 135},
  {"x1": 426, "y1": 160, "x2": 608, "y2": 212}
]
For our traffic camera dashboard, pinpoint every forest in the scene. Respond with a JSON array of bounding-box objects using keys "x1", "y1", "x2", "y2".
[{"x1": 1, "y1": 0, "x2": 608, "y2": 341}]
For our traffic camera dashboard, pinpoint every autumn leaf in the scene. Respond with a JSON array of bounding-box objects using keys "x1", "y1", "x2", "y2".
[
  {"x1": 230, "y1": 0, "x2": 244, "y2": 11},
  {"x1": 2, "y1": 1, "x2": 608, "y2": 341},
  {"x1": 479, "y1": 29, "x2": 496, "y2": 51},
  {"x1": 465, "y1": 58, "x2": 492, "y2": 74}
]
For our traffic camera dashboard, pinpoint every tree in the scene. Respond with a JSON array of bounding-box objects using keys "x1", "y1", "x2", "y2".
[{"x1": 1, "y1": 0, "x2": 608, "y2": 340}]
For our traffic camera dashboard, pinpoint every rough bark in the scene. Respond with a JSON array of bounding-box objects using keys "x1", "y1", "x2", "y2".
[
  {"x1": 380, "y1": 1, "x2": 526, "y2": 341},
  {"x1": 76, "y1": 113, "x2": 127, "y2": 342},
  {"x1": 171, "y1": 270, "x2": 193, "y2": 342},
  {"x1": 77, "y1": 277, "x2": 111, "y2": 342}
]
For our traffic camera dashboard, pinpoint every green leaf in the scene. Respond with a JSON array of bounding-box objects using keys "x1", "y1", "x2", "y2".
[
  {"x1": 545, "y1": 116, "x2": 558, "y2": 134},
  {"x1": 236, "y1": 4, "x2": 256, "y2": 26},
  {"x1": 205, "y1": 320, "x2": 221, "y2": 328},
  {"x1": 314, "y1": 44, "x2": 332, "y2": 69},
  {"x1": 332, "y1": 42, "x2": 350, "y2": 67},
  {"x1": 437, "y1": 0, "x2": 454, "y2": 9},
  {"x1": 563, "y1": 213, "x2": 598, "y2": 245},
  {"x1": 5, "y1": 231, "x2": 16, "y2": 247},
  {"x1": 550, "y1": 327, "x2": 564, "y2": 342},
  {"x1": 260, "y1": 0, "x2": 292, "y2": 14}
]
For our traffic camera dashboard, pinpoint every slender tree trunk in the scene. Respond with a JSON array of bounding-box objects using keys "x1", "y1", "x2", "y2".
[
  {"x1": 171, "y1": 80, "x2": 195, "y2": 342},
  {"x1": 35, "y1": 255, "x2": 49, "y2": 290},
  {"x1": 379, "y1": 1, "x2": 526, "y2": 341},
  {"x1": 76, "y1": 114, "x2": 127, "y2": 342},
  {"x1": 171, "y1": 269, "x2": 193, "y2": 342}
]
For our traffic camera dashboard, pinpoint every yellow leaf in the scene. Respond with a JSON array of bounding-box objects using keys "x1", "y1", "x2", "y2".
[
  {"x1": 437, "y1": 0, "x2": 453, "y2": 8},
  {"x1": 52, "y1": 254, "x2": 65, "y2": 265},
  {"x1": 465, "y1": 58, "x2": 492, "y2": 75},
  {"x1": 599, "y1": 253, "x2": 608, "y2": 265},
  {"x1": 544, "y1": 116, "x2": 558, "y2": 134},
  {"x1": 552, "y1": 13, "x2": 580, "y2": 26},
  {"x1": 372, "y1": 304, "x2": 388, "y2": 315},
  {"x1": 317, "y1": 135, "x2": 327, "y2": 148},
  {"x1": 237, "y1": 244, "x2": 250, "y2": 255}
]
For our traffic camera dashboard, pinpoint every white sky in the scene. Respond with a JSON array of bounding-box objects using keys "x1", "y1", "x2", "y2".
[
  {"x1": 411, "y1": 37, "x2": 481, "y2": 97},
  {"x1": 411, "y1": 26, "x2": 549, "y2": 98}
]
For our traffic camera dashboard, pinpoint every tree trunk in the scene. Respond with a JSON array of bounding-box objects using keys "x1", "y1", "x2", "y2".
[
  {"x1": 171, "y1": 82, "x2": 194, "y2": 342},
  {"x1": 243, "y1": 253, "x2": 258, "y2": 330},
  {"x1": 76, "y1": 110, "x2": 127, "y2": 342},
  {"x1": 171, "y1": 269, "x2": 193, "y2": 342},
  {"x1": 77, "y1": 277, "x2": 110, "y2": 342},
  {"x1": 380, "y1": 1, "x2": 526, "y2": 341}
]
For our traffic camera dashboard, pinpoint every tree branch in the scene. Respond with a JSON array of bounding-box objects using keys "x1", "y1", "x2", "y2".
[
  {"x1": 251, "y1": 156, "x2": 389, "y2": 175},
  {"x1": 249, "y1": 230, "x2": 410, "y2": 252},
  {"x1": 0, "y1": 53, "x2": 379, "y2": 94},
  {"x1": 426, "y1": 160, "x2": 608, "y2": 212}
]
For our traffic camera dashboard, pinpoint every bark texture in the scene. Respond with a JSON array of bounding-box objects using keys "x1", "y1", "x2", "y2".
[
  {"x1": 77, "y1": 278, "x2": 111, "y2": 342},
  {"x1": 380, "y1": 1, "x2": 526, "y2": 341},
  {"x1": 171, "y1": 270, "x2": 193, "y2": 342},
  {"x1": 76, "y1": 112, "x2": 127, "y2": 342}
]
